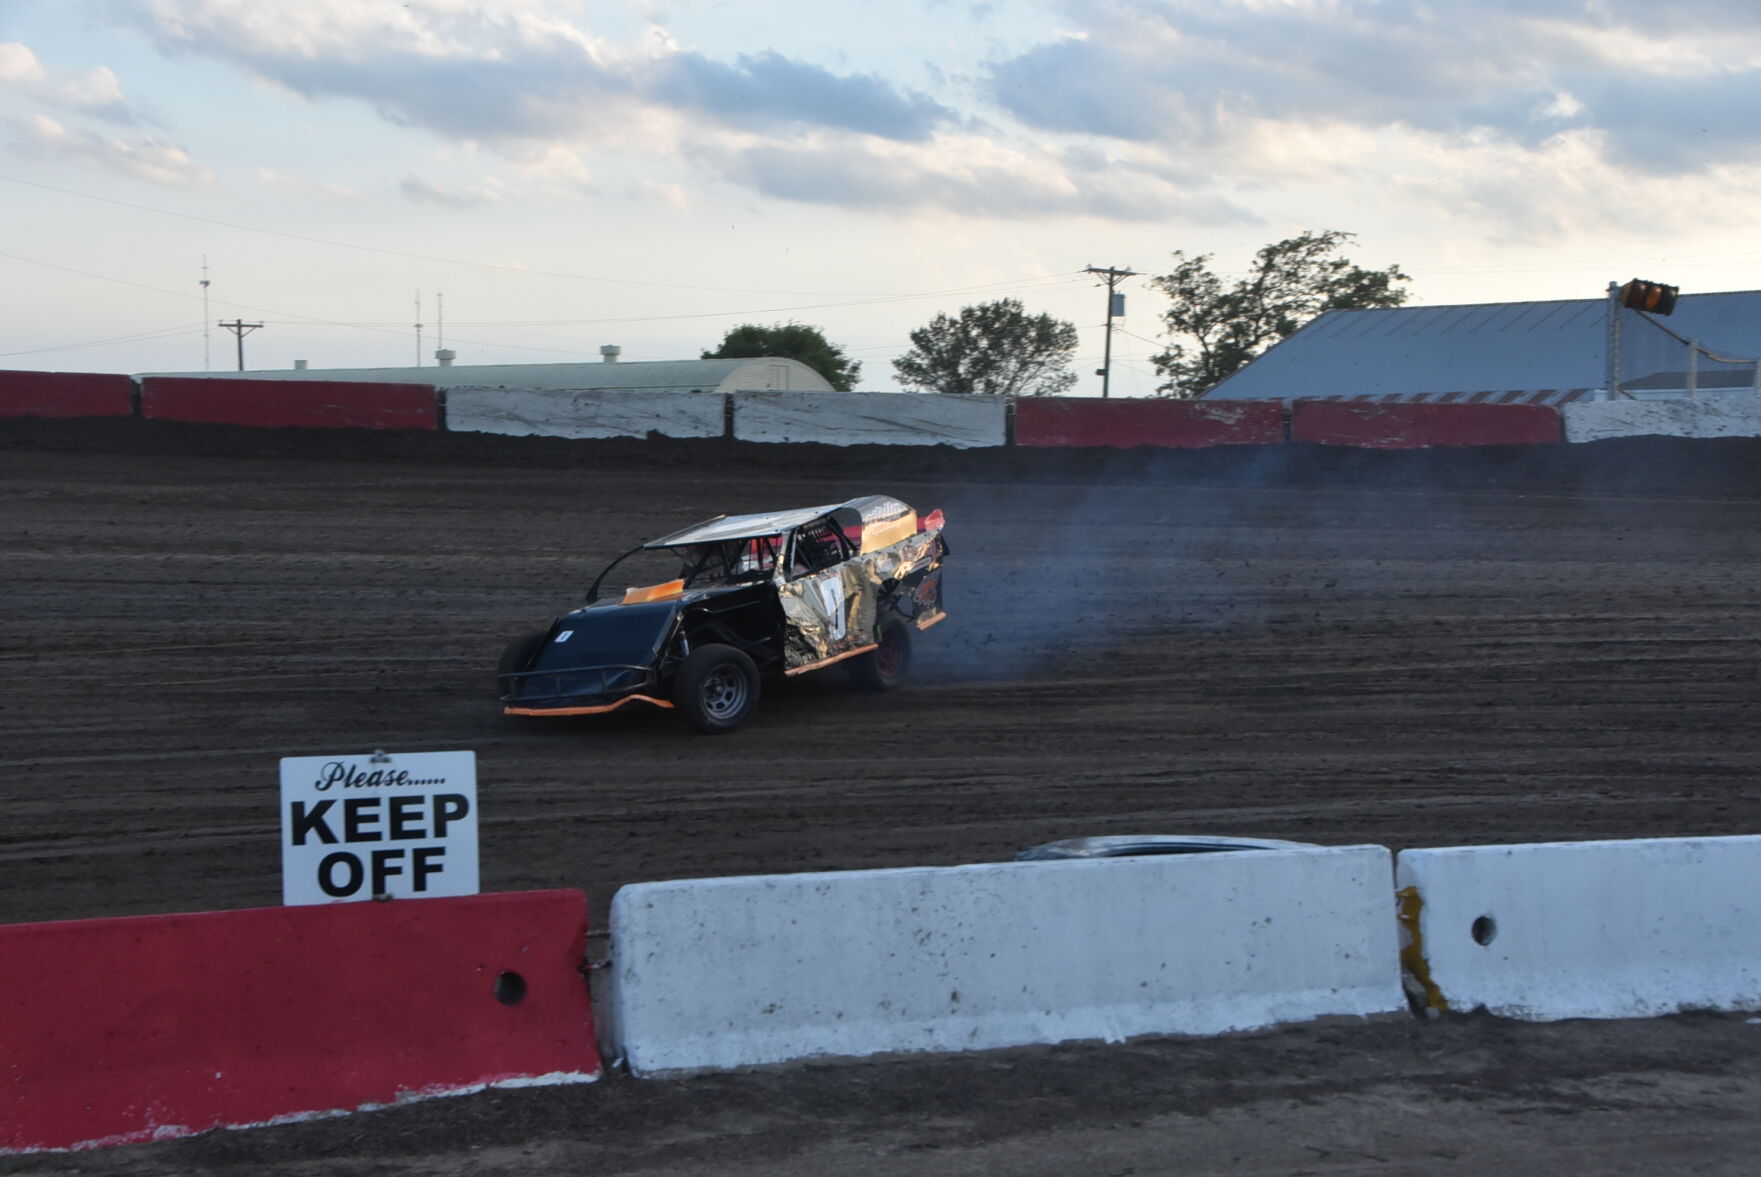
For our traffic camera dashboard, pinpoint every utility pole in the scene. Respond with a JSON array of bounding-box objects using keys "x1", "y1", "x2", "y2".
[
  {"x1": 219, "y1": 319, "x2": 263, "y2": 371},
  {"x1": 1085, "y1": 265, "x2": 1137, "y2": 398},
  {"x1": 414, "y1": 290, "x2": 423, "y2": 366}
]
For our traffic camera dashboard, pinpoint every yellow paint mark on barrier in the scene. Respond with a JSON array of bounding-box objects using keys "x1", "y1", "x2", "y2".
[{"x1": 1396, "y1": 885, "x2": 1450, "y2": 1014}]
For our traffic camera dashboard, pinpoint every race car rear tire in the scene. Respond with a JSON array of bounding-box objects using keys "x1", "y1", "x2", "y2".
[
  {"x1": 850, "y1": 615, "x2": 913, "y2": 692},
  {"x1": 498, "y1": 630, "x2": 548, "y2": 678},
  {"x1": 673, "y1": 644, "x2": 761, "y2": 734}
]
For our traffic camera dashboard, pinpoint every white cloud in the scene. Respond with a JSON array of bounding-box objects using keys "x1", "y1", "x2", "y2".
[
  {"x1": 0, "y1": 41, "x2": 140, "y2": 122},
  {"x1": 703, "y1": 132, "x2": 1253, "y2": 223},
  {"x1": 979, "y1": 0, "x2": 1761, "y2": 233},
  {"x1": 116, "y1": 0, "x2": 953, "y2": 146},
  {"x1": 256, "y1": 167, "x2": 355, "y2": 198},
  {"x1": 87, "y1": 0, "x2": 1761, "y2": 234},
  {"x1": 641, "y1": 179, "x2": 692, "y2": 211},
  {"x1": 990, "y1": 1, "x2": 1761, "y2": 164},
  {"x1": 5, "y1": 113, "x2": 212, "y2": 186},
  {"x1": 398, "y1": 173, "x2": 500, "y2": 207}
]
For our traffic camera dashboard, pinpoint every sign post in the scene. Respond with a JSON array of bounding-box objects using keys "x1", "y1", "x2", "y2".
[{"x1": 279, "y1": 750, "x2": 479, "y2": 906}]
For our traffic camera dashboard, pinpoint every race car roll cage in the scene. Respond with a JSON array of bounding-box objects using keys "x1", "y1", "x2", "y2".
[{"x1": 585, "y1": 513, "x2": 860, "y2": 604}]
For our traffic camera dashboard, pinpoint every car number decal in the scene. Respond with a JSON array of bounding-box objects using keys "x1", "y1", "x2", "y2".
[
  {"x1": 555, "y1": 630, "x2": 574, "y2": 643},
  {"x1": 815, "y1": 576, "x2": 847, "y2": 641}
]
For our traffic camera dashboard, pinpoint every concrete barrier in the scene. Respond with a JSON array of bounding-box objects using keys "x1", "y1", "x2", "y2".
[
  {"x1": 1016, "y1": 398, "x2": 1285, "y2": 448},
  {"x1": 1396, "y1": 837, "x2": 1761, "y2": 1021},
  {"x1": 1563, "y1": 393, "x2": 1761, "y2": 442},
  {"x1": 446, "y1": 388, "x2": 726, "y2": 439},
  {"x1": 1292, "y1": 401, "x2": 1563, "y2": 448},
  {"x1": 141, "y1": 377, "x2": 437, "y2": 430},
  {"x1": 605, "y1": 847, "x2": 1404, "y2": 1077},
  {"x1": 0, "y1": 370, "x2": 133, "y2": 419},
  {"x1": 732, "y1": 391, "x2": 1006, "y2": 448},
  {"x1": 1, "y1": 890, "x2": 598, "y2": 1154}
]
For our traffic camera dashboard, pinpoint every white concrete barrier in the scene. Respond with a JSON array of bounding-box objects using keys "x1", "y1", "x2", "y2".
[
  {"x1": 605, "y1": 847, "x2": 1404, "y2": 1076},
  {"x1": 446, "y1": 388, "x2": 725, "y2": 439},
  {"x1": 731, "y1": 390, "x2": 1007, "y2": 448},
  {"x1": 1564, "y1": 393, "x2": 1761, "y2": 442},
  {"x1": 1397, "y1": 836, "x2": 1761, "y2": 1021}
]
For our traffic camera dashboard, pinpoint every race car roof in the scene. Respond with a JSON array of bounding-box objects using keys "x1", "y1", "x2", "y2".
[{"x1": 644, "y1": 504, "x2": 840, "y2": 548}]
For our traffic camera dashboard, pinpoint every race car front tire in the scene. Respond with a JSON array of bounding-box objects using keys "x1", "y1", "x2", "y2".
[
  {"x1": 850, "y1": 615, "x2": 913, "y2": 692},
  {"x1": 672, "y1": 644, "x2": 762, "y2": 733}
]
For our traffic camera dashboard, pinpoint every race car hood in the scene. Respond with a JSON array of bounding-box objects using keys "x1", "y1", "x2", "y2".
[
  {"x1": 545, "y1": 598, "x2": 684, "y2": 669},
  {"x1": 547, "y1": 583, "x2": 750, "y2": 668}
]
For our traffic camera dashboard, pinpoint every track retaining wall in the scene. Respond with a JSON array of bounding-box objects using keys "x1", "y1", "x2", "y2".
[
  {"x1": 446, "y1": 388, "x2": 726, "y2": 439},
  {"x1": 1292, "y1": 401, "x2": 1564, "y2": 448},
  {"x1": 0, "y1": 370, "x2": 133, "y2": 419},
  {"x1": 1397, "y1": 836, "x2": 1761, "y2": 1021},
  {"x1": 1015, "y1": 397, "x2": 1285, "y2": 448},
  {"x1": 730, "y1": 390, "x2": 1007, "y2": 447},
  {"x1": 1563, "y1": 392, "x2": 1761, "y2": 442},
  {"x1": 14, "y1": 364, "x2": 1761, "y2": 451},
  {"x1": 0, "y1": 890, "x2": 599, "y2": 1154},
  {"x1": 140, "y1": 376, "x2": 438, "y2": 430},
  {"x1": 605, "y1": 847, "x2": 1405, "y2": 1077}
]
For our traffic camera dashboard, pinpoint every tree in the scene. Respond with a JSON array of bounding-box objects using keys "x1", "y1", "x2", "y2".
[
  {"x1": 1150, "y1": 230, "x2": 1411, "y2": 398},
  {"x1": 893, "y1": 299, "x2": 1079, "y2": 397},
  {"x1": 702, "y1": 322, "x2": 860, "y2": 391}
]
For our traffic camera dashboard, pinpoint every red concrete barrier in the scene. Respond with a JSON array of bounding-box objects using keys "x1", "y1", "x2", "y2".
[
  {"x1": 1291, "y1": 401, "x2": 1563, "y2": 448},
  {"x1": 0, "y1": 370, "x2": 133, "y2": 419},
  {"x1": 1, "y1": 890, "x2": 598, "y2": 1153},
  {"x1": 141, "y1": 377, "x2": 437, "y2": 430},
  {"x1": 1015, "y1": 398, "x2": 1284, "y2": 448}
]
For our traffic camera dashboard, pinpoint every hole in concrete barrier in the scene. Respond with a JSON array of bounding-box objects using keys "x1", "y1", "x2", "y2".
[
  {"x1": 494, "y1": 970, "x2": 528, "y2": 1006},
  {"x1": 1471, "y1": 916, "x2": 1497, "y2": 946}
]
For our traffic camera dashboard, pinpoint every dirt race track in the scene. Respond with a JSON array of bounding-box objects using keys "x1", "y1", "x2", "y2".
[{"x1": 4, "y1": 418, "x2": 1761, "y2": 1175}]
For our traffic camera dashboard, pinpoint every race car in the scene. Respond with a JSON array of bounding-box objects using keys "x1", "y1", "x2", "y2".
[{"x1": 497, "y1": 495, "x2": 948, "y2": 733}]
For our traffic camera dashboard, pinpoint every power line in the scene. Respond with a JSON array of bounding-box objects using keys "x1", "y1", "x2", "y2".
[
  {"x1": 0, "y1": 322, "x2": 205, "y2": 359},
  {"x1": 0, "y1": 172, "x2": 1089, "y2": 302},
  {"x1": 0, "y1": 247, "x2": 1091, "y2": 364}
]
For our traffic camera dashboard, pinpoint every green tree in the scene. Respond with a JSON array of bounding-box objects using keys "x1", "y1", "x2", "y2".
[
  {"x1": 1151, "y1": 230, "x2": 1411, "y2": 398},
  {"x1": 893, "y1": 299, "x2": 1079, "y2": 397},
  {"x1": 702, "y1": 322, "x2": 860, "y2": 391}
]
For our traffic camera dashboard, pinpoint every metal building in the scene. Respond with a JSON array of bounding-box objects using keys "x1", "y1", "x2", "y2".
[
  {"x1": 141, "y1": 355, "x2": 837, "y2": 395},
  {"x1": 1202, "y1": 290, "x2": 1761, "y2": 405}
]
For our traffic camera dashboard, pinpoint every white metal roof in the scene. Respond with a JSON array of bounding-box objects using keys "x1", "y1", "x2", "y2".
[
  {"x1": 139, "y1": 356, "x2": 836, "y2": 394},
  {"x1": 646, "y1": 505, "x2": 840, "y2": 548},
  {"x1": 1203, "y1": 290, "x2": 1761, "y2": 402},
  {"x1": 644, "y1": 495, "x2": 917, "y2": 548}
]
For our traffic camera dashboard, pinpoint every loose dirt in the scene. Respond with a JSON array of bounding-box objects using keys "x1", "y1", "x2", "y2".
[{"x1": 4, "y1": 419, "x2": 1760, "y2": 1174}]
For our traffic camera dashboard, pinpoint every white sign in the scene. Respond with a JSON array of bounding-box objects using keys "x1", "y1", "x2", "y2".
[{"x1": 279, "y1": 750, "x2": 479, "y2": 906}]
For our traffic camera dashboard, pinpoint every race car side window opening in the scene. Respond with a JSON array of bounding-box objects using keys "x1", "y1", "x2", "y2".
[
  {"x1": 788, "y1": 517, "x2": 854, "y2": 578},
  {"x1": 735, "y1": 536, "x2": 782, "y2": 576},
  {"x1": 677, "y1": 536, "x2": 782, "y2": 586}
]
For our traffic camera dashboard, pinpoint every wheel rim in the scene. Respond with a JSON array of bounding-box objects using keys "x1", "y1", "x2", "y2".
[
  {"x1": 700, "y1": 664, "x2": 749, "y2": 719},
  {"x1": 874, "y1": 628, "x2": 904, "y2": 678}
]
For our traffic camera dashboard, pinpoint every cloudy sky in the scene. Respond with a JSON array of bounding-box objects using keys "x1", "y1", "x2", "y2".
[{"x1": 2, "y1": 0, "x2": 1759, "y2": 393}]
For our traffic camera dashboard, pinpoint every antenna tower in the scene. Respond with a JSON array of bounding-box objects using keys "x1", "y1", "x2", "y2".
[{"x1": 200, "y1": 257, "x2": 212, "y2": 371}]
